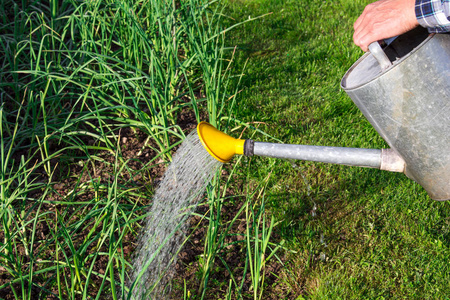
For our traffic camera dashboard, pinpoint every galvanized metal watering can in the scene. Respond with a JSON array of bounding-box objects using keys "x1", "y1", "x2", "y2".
[{"x1": 198, "y1": 28, "x2": 450, "y2": 200}]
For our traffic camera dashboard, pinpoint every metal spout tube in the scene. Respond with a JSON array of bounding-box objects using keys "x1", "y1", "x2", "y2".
[
  {"x1": 196, "y1": 122, "x2": 405, "y2": 173},
  {"x1": 246, "y1": 141, "x2": 405, "y2": 172},
  {"x1": 253, "y1": 142, "x2": 381, "y2": 168}
]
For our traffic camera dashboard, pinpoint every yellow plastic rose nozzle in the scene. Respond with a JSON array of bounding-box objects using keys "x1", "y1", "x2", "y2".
[{"x1": 197, "y1": 122, "x2": 247, "y2": 163}]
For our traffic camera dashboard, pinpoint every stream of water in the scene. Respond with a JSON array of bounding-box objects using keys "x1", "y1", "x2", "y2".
[{"x1": 127, "y1": 130, "x2": 221, "y2": 299}]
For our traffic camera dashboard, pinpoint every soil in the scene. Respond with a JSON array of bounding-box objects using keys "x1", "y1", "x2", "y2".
[
  {"x1": 0, "y1": 105, "x2": 293, "y2": 299},
  {"x1": 169, "y1": 194, "x2": 293, "y2": 299},
  {"x1": 0, "y1": 108, "x2": 200, "y2": 299},
  {"x1": 0, "y1": 124, "x2": 157, "y2": 300}
]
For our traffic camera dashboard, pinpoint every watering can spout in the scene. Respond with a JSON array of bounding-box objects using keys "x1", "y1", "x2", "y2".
[
  {"x1": 197, "y1": 30, "x2": 450, "y2": 201},
  {"x1": 196, "y1": 122, "x2": 405, "y2": 173},
  {"x1": 197, "y1": 122, "x2": 245, "y2": 163}
]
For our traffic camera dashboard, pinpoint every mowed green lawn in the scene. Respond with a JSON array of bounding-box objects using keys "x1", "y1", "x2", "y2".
[{"x1": 223, "y1": 0, "x2": 450, "y2": 298}]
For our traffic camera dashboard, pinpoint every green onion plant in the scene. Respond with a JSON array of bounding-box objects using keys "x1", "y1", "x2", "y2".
[{"x1": 1, "y1": 0, "x2": 260, "y2": 298}]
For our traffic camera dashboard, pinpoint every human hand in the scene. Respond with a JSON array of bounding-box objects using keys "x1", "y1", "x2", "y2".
[{"x1": 353, "y1": 0, "x2": 419, "y2": 51}]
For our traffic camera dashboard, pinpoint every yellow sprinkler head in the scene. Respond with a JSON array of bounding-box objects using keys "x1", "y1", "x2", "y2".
[{"x1": 197, "y1": 122, "x2": 246, "y2": 163}]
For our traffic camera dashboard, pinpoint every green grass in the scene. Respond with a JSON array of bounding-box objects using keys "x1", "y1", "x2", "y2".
[
  {"x1": 220, "y1": 0, "x2": 450, "y2": 299},
  {"x1": 2, "y1": 0, "x2": 450, "y2": 299}
]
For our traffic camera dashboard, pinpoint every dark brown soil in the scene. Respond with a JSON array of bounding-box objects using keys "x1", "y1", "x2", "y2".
[
  {"x1": 0, "y1": 104, "x2": 292, "y2": 299},
  {"x1": 0, "y1": 108, "x2": 200, "y2": 299},
  {"x1": 169, "y1": 195, "x2": 293, "y2": 299}
]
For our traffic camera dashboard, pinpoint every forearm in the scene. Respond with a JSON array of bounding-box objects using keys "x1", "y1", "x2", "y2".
[{"x1": 415, "y1": 0, "x2": 450, "y2": 32}]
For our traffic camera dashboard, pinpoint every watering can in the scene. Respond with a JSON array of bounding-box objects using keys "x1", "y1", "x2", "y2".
[{"x1": 198, "y1": 27, "x2": 450, "y2": 200}]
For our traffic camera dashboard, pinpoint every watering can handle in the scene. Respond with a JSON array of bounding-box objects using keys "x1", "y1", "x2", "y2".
[{"x1": 368, "y1": 41, "x2": 392, "y2": 70}]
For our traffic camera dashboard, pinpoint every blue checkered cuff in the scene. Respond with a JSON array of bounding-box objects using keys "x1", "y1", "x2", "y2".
[{"x1": 415, "y1": 0, "x2": 450, "y2": 32}]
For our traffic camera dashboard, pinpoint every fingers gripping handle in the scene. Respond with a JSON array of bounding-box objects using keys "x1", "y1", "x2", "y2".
[{"x1": 368, "y1": 42, "x2": 392, "y2": 70}]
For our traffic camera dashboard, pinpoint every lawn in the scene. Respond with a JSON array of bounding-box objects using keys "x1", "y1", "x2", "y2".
[
  {"x1": 1, "y1": 0, "x2": 449, "y2": 299},
  {"x1": 218, "y1": 0, "x2": 450, "y2": 299}
]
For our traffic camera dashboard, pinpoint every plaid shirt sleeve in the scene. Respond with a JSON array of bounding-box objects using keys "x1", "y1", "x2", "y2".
[{"x1": 415, "y1": 0, "x2": 450, "y2": 32}]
